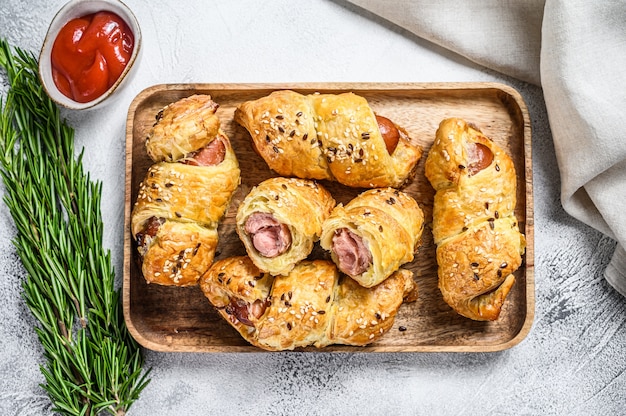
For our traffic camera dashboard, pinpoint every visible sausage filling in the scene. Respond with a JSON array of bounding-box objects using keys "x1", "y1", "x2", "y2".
[
  {"x1": 375, "y1": 115, "x2": 400, "y2": 154},
  {"x1": 182, "y1": 136, "x2": 226, "y2": 166},
  {"x1": 466, "y1": 142, "x2": 494, "y2": 176},
  {"x1": 135, "y1": 216, "x2": 165, "y2": 255},
  {"x1": 332, "y1": 228, "x2": 372, "y2": 276},
  {"x1": 224, "y1": 298, "x2": 269, "y2": 327},
  {"x1": 244, "y1": 212, "x2": 292, "y2": 258}
]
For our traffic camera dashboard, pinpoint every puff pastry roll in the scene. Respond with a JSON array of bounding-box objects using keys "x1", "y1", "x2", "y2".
[
  {"x1": 424, "y1": 118, "x2": 526, "y2": 321},
  {"x1": 131, "y1": 95, "x2": 241, "y2": 286},
  {"x1": 236, "y1": 177, "x2": 336, "y2": 276},
  {"x1": 199, "y1": 256, "x2": 416, "y2": 351},
  {"x1": 320, "y1": 188, "x2": 424, "y2": 288},
  {"x1": 145, "y1": 94, "x2": 222, "y2": 163},
  {"x1": 234, "y1": 90, "x2": 423, "y2": 188}
]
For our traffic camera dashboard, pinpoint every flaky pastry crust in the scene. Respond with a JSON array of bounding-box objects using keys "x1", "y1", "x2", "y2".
[
  {"x1": 234, "y1": 90, "x2": 422, "y2": 188},
  {"x1": 236, "y1": 177, "x2": 335, "y2": 276},
  {"x1": 145, "y1": 94, "x2": 222, "y2": 163},
  {"x1": 320, "y1": 188, "x2": 424, "y2": 288},
  {"x1": 131, "y1": 95, "x2": 241, "y2": 286},
  {"x1": 200, "y1": 256, "x2": 417, "y2": 351},
  {"x1": 424, "y1": 118, "x2": 525, "y2": 321}
]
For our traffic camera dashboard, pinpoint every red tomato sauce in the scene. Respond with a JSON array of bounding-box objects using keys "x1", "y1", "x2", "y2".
[{"x1": 51, "y1": 11, "x2": 134, "y2": 103}]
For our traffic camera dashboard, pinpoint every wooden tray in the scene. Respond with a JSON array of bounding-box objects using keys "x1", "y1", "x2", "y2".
[{"x1": 123, "y1": 82, "x2": 534, "y2": 352}]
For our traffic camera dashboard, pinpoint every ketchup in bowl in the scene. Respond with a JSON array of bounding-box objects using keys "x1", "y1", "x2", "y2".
[{"x1": 51, "y1": 11, "x2": 134, "y2": 103}]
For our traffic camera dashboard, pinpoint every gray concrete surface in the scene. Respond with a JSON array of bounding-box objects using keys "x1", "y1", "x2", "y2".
[{"x1": 1, "y1": 1, "x2": 625, "y2": 415}]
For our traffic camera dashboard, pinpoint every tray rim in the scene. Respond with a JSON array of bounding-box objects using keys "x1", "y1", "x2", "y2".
[{"x1": 123, "y1": 81, "x2": 535, "y2": 353}]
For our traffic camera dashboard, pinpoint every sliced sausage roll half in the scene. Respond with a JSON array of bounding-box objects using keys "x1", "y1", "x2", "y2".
[
  {"x1": 320, "y1": 188, "x2": 424, "y2": 288},
  {"x1": 235, "y1": 177, "x2": 336, "y2": 276}
]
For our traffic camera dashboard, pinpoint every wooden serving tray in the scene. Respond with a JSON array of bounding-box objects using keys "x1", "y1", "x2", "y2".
[{"x1": 123, "y1": 82, "x2": 534, "y2": 352}]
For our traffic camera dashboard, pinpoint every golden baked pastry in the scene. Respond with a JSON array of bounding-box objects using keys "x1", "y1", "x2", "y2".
[
  {"x1": 236, "y1": 177, "x2": 336, "y2": 276},
  {"x1": 199, "y1": 256, "x2": 416, "y2": 351},
  {"x1": 145, "y1": 94, "x2": 222, "y2": 163},
  {"x1": 424, "y1": 118, "x2": 526, "y2": 320},
  {"x1": 131, "y1": 95, "x2": 241, "y2": 286},
  {"x1": 320, "y1": 188, "x2": 424, "y2": 288},
  {"x1": 234, "y1": 90, "x2": 422, "y2": 188}
]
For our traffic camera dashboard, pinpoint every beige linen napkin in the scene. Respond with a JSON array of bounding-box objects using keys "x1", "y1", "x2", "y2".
[
  {"x1": 347, "y1": 0, "x2": 626, "y2": 296},
  {"x1": 542, "y1": 0, "x2": 626, "y2": 296}
]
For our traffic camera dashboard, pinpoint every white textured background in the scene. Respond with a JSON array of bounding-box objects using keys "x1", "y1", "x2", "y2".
[{"x1": 1, "y1": 1, "x2": 625, "y2": 415}]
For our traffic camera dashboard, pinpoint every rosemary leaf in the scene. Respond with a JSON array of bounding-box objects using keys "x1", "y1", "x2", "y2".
[{"x1": 0, "y1": 39, "x2": 149, "y2": 415}]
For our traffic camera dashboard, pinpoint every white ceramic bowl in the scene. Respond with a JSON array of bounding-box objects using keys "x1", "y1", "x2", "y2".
[{"x1": 38, "y1": 0, "x2": 142, "y2": 110}]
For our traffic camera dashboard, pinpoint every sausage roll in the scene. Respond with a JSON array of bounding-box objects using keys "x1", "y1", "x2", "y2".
[
  {"x1": 131, "y1": 95, "x2": 241, "y2": 286},
  {"x1": 145, "y1": 94, "x2": 222, "y2": 163},
  {"x1": 199, "y1": 256, "x2": 417, "y2": 351},
  {"x1": 236, "y1": 177, "x2": 336, "y2": 276},
  {"x1": 234, "y1": 90, "x2": 422, "y2": 188},
  {"x1": 320, "y1": 188, "x2": 424, "y2": 288},
  {"x1": 424, "y1": 118, "x2": 526, "y2": 321}
]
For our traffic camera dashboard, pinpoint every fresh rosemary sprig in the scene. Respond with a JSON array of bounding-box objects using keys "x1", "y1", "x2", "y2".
[{"x1": 0, "y1": 39, "x2": 150, "y2": 416}]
